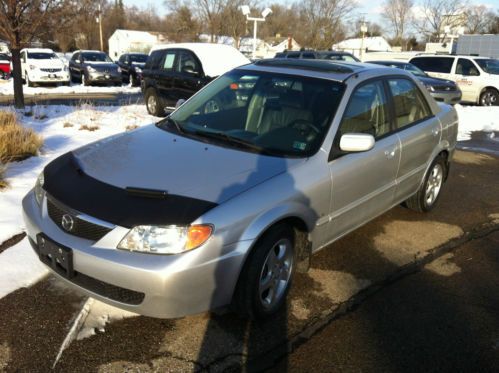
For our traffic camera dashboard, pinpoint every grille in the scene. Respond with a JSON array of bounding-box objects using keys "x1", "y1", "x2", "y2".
[
  {"x1": 41, "y1": 68, "x2": 62, "y2": 73},
  {"x1": 434, "y1": 85, "x2": 456, "y2": 92},
  {"x1": 47, "y1": 198, "x2": 113, "y2": 241}
]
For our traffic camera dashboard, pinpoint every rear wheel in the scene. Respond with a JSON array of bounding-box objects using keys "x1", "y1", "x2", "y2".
[
  {"x1": 479, "y1": 88, "x2": 499, "y2": 106},
  {"x1": 232, "y1": 224, "x2": 295, "y2": 319},
  {"x1": 145, "y1": 88, "x2": 165, "y2": 116},
  {"x1": 404, "y1": 155, "x2": 446, "y2": 212}
]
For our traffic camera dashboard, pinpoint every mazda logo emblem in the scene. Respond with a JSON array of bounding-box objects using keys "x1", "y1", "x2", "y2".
[{"x1": 61, "y1": 214, "x2": 74, "y2": 232}]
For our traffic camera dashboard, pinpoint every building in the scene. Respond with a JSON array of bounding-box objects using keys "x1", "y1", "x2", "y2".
[
  {"x1": 108, "y1": 29, "x2": 169, "y2": 60},
  {"x1": 456, "y1": 34, "x2": 499, "y2": 58},
  {"x1": 333, "y1": 36, "x2": 392, "y2": 59}
]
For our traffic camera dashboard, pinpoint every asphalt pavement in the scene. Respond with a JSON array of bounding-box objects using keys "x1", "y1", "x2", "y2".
[{"x1": 0, "y1": 149, "x2": 498, "y2": 372}]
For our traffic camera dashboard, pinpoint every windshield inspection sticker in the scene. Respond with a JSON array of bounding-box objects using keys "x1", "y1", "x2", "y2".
[{"x1": 293, "y1": 141, "x2": 307, "y2": 151}]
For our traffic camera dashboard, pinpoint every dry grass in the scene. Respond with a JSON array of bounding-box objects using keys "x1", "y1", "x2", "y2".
[
  {"x1": 79, "y1": 124, "x2": 99, "y2": 131},
  {"x1": 125, "y1": 124, "x2": 139, "y2": 131},
  {"x1": 0, "y1": 163, "x2": 7, "y2": 189},
  {"x1": 63, "y1": 122, "x2": 74, "y2": 128},
  {"x1": 0, "y1": 111, "x2": 43, "y2": 163}
]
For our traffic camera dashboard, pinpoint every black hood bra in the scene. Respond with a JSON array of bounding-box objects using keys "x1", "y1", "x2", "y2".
[{"x1": 43, "y1": 152, "x2": 217, "y2": 228}]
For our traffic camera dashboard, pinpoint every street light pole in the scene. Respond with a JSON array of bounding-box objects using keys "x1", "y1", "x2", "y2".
[
  {"x1": 98, "y1": 3, "x2": 104, "y2": 52},
  {"x1": 241, "y1": 6, "x2": 272, "y2": 60},
  {"x1": 360, "y1": 21, "x2": 368, "y2": 61}
]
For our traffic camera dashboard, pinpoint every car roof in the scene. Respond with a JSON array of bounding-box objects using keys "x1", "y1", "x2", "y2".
[
  {"x1": 411, "y1": 54, "x2": 490, "y2": 60},
  {"x1": 238, "y1": 59, "x2": 403, "y2": 83}
]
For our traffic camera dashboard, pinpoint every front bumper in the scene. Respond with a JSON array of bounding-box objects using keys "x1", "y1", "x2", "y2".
[
  {"x1": 430, "y1": 90, "x2": 462, "y2": 105},
  {"x1": 22, "y1": 190, "x2": 249, "y2": 318},
  {"x1": 28, "y1": 70, "x2": 70, "y2": 83}
]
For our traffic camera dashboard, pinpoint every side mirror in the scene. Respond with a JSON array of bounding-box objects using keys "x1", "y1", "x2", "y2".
[
  {"x1": 175, "y1": 99, "x2": 186, "y2": 109},
  {"x1": 182, "y1": 66, "x2": 199, "y2": 76},
  {"x1": 339, "y1": 133, "x2": 375, "y2": 152}
]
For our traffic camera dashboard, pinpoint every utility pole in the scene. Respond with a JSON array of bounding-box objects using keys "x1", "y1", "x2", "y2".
[
  {"x1": 98, "y1": 3, "x2": 104, "y2": 52},
  {"x1": 360, "y1": 18, "x2": 368, "y2": 61}
]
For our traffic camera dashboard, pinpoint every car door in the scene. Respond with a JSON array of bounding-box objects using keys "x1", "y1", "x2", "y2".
[
  {"x1": 69, "y1": 52, "x2": 80, "y2": 79},
  {"x1": 452, "y1": 58, "x2": 481, "y2": 102},
  {"x1": 386, "y1": 77, "x2": 441, "y2": 202},
  {"x1": 173, "y1": 49, "x2": 207, "y2": 104},
  {"x1": 153, "y1": 49, "x2": 178, "y2": 110},
  {"x1": 327, "y1": 79, "x2": 400, "y2": 241}
]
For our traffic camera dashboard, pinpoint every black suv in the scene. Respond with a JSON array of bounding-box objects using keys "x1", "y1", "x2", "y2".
[
  {"x1": 274, "y1": 50, "x2": 360, "y2": 62},
  {"x1": 69, "y1": 50, "x2": 122, "y2": 86},
  {"x1": 116, "y1": 53, "x2": 148, "y2": 86},
  {"x1": 141, "y1": 47, "x2": 211, "y2": 116}
]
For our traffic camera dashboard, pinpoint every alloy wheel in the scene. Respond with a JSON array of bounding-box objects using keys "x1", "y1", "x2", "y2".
[{"x1": 425, "y1": 163, "x2": 443, "y2": 207}]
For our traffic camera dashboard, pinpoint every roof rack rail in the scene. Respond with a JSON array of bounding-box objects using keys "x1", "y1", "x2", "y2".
[{"x1": 253, "y1": 59, "x2": 354, "y2": 74}]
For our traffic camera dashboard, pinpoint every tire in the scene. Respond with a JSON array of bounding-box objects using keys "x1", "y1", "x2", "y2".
[
  {"x1": 479, "y1": 88, "x2": 499, "y2": 106},
  {"x1": 232, "y1": 224, "x2": 295, "y2": 319},
  {"x1": 131, "y1": 74, "x2": 139, "y2": 87},
  {"x1": 145, "y1": 88, "x2": 165, "y2": 116},
  {"x1": 404, "y1": 155, "x2": 447, "y2": 212}
]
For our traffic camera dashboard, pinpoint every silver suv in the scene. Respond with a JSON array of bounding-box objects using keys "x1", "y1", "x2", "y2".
[{"x1": 23, "y1": 59, "x2": 458, "y2": 319}]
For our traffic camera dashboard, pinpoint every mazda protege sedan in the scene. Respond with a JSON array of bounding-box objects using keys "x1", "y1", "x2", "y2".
[{"x1": 23, "y1": 59, "x2": 458, "y2": 319}]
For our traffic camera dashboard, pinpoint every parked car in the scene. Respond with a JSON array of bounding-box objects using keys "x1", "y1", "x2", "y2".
[
  {"x1": 369, "y1": 60, "x2": 462, "y2": 105},
  {"x1": 23, "y1": 59, "x2": 458, "y2": 320},
  {"x1": 20, "y1": 48, "x2": 70, "y2": 86},
  {"x1": 116, "y1": 53, "x2": 148, "y2": 86},
  {"x1": 69, "y1": 50, "x2": 122, "y2": 86},
  {"x1": 410, "y1": 54, "x2": 499, "y2": 106},
  {"x1": 141, "y1": 43, "x2": 250, "y2": 116},
  {"x1": 0, "y1": 53, "x2": 10, "y2": 79},
  {"x1": 274, "y1": 50, "x2": 360, "y2": 62}
]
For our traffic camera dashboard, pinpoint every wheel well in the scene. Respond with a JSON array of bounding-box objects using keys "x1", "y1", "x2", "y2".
[
  {"x1": 480, "y1": 86, "x2": 499, "y2": 97},
  {"x1": 438, "y1": 150, "x2": 450, "y2": 181}
]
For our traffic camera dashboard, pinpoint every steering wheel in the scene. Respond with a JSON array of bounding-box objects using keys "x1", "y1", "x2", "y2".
[
  {"x1": 203, "y1": 99, "x2": 221, "y2": 114},
  {"x1": 288, "y1": 119, "x2": 320, "y2": 136}
]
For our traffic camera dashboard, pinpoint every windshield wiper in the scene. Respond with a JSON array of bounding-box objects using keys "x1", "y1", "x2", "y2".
[
  {"x1": 193, "y1": 130, "x2": 277, "y2": 155},
  {"x1": 160, "y1": 117, "x2": 185, "y2": 134}
]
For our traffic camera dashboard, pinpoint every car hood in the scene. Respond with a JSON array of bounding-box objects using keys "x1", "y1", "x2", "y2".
[
  {"x1": 31, "y1": 59, "x2": 65, "y2": 69},
  {"x1": 132, "y1": 62, "x2": 145, "y2": 68},
  {"x1": 418, "y1": 75, "x2": 456, "y2": 87},
  {"x1": 70, "y1": 125, "x2": 300, "y2": 204},
  {"x1": 84, "y1": 62, "x2": 118, "y2": 70}
]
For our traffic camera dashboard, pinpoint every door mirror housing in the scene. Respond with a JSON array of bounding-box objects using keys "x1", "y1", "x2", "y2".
[
  {"x1": 339, "y1": 133, "x2": 375, "y2": 152},
  {"x1": 175, "y1": 99, "x2": 186, "y2": 109}
]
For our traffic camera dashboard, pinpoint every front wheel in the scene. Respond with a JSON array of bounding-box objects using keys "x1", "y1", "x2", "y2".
[
  {"x1": 82, "y1": 73, "x2": 90, "y2": 86},
  {"x1": 404, "y1": 155, "x2": 446, "y2": 212},
  {"x1": 479, "y1": 88, "x2": 499, "y2": 106},
  {"x1": 232, "y1": 224, "x2": 295, "y2": 319},
  {"x1": 145, "y1": 88, "x2": 165, "y2": 116},
  {"x1": 26, "y1": 72, "x2": 33, "y2": 87}
]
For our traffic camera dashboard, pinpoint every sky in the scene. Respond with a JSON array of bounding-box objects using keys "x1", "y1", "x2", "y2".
[{"x1": 123, "y1": 0, "x2": 499, "y2": 29}]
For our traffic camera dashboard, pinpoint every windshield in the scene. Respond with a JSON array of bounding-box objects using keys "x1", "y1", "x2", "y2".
[
  {"x1": 320, "y1": 53, "x2": 359, "y2": 62},
  {"x1": 475, "y1": 59, "x2": 499, "y2": 75},
  {"x1": 165, "y1": 70, "x2": 345, "y2": 158},
  {"x1": 27, "y1": 52, "x2": 58, "y2": 60},
  {"x1": 82, "y1": 52, "x2": 112, "y2": 62},
  {"x1": 403, "y1": 63, "x2": 427, "y2": 77},
  {"x1": 130, "y1": 54, "x2": 147, "y2": 63}
]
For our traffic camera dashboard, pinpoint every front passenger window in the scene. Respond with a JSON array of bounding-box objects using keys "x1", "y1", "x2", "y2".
[
  {"x1": 388, "y1": 79, "x2": 431, "y2": 129},
  {"x1": 339, "y1": 80, "x2": 390, "y2": 139}
]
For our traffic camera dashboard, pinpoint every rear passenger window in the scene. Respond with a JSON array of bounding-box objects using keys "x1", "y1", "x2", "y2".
[
  {"x1": 411, "y1": 57, "x2": 454, "y2": 74},
  {"x1": 388, "y1": 79, "x2": 431, "y2": 129},
  {"x1": 162, "y1": 53, "x2": 176, "y2": 71},
  {"x1": 339, "y1": 80, "x2": 390, "y2": 139},
  {"x1": 456, "y1": 58, "x2": 480, "y2": 76}
]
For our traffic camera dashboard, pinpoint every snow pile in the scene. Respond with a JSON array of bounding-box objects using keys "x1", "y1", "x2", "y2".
[
  {"x1": 455, "y1": 104, "x2": 499, "y2": 141},
  {"x1": 0, "y1": 79, "x2": 140, "y2": 96}
]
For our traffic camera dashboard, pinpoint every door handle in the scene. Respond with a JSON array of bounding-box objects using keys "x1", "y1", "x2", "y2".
[{"x1": 384, "y1": 147, "x2": 397, "y2": 159}]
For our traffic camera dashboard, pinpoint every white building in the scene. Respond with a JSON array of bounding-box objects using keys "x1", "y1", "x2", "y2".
[
  {"x1": 333, "y1": 36, "x2": 392, "y2": 59},
  {"x1": 108, "y1": 29, "x2": 169, "y2": 60}
]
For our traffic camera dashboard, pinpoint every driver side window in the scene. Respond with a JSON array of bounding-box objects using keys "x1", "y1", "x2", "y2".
[
  {"x1": 176, "y1": 51, "x2": 201, "y2": 75},
  {"x1": 339, "y1": 80, "x2": 390, "y2": 139}
]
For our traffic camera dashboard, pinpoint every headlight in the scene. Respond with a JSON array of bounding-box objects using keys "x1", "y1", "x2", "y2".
[
  {"x1": 424, "y1": 84, "x2": 435, "y2": 92},
  {"x1": 117, "y1": 224, "x2": 213, "y2": 254},
  {"x1": 29, "y1": 65, "x2": 37, "y2": 70},
  {"x1": 34, "y1": 172, "x2": 44, "y2": 206},
  {"x1": 117, "y1": 66, "x2": 122, "y2": 73},
  {"x1": 86, "y1": 66, "x2": 96, "y2": 72}
]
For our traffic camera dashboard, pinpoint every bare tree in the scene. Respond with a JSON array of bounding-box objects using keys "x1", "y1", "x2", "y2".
[
  {"x1": 414, "y1": 0, "x2": 466, "y2": 42},
  {"x1": 464, "y1": 5, "x2": 494, "y2": 34},
  {"x1": 298, "y1": 0, "x2": 357, "y2": 49},
  {"x1": 382, "y1": 0, "x2": 413, "y2": 48},
  {"x1": 192, "y1": 0, "x2": 226, "y2": 42},
  {"x1": 0, "y1": 0, "x2": 75, "y2": 108}
]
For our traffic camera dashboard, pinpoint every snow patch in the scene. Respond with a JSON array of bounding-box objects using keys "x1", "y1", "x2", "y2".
[{"x1": 455, "y1": 105, "x2": 499, "y2": 141}]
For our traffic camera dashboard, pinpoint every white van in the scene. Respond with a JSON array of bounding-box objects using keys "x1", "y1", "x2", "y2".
[
  {"x1": 410, "y1": 54, "x2": 499, "y2": 106},
  {"x1": 20, "y1": 48, "x2": 70, "y2": 86}
]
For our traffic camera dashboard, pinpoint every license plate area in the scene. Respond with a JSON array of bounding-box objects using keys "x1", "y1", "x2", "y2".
[{"x1": 37, "y1": 234, "x2": 74, "y2": 278}]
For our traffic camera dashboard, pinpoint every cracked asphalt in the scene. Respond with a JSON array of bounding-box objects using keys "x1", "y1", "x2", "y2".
[{"x1": 0, "y1": 149, "x2": 498, "y2": 372}]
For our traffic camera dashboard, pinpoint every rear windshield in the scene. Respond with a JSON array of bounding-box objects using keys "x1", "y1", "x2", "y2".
[
  {"x1": 27, "y1": 52, "x2": 58, "y2": 60},
  {"x1": 81, "y1": 52, "x2": 112, "y2": 62},
  {"x1": 475, "y1": 59, "x2": 499, "y2": 75},
  {"x1": 411, "y1": 57, "x2": 454, "y2": 73}
]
